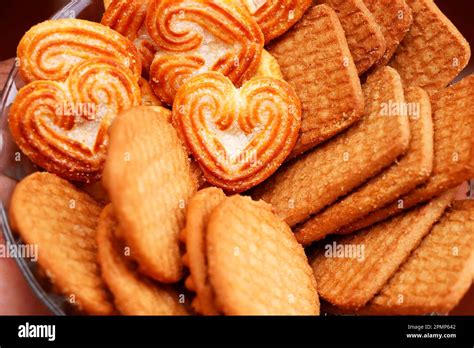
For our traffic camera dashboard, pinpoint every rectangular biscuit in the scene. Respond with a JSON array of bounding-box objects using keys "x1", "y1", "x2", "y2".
[
  {"x1": 362, "y1": 0, "x2": 413, "y2": 68},
  {"x1": 310, "y1": 190, "x2": 456, "y2": 310},
  {"x1": 295, "y1": 86, "x2": 433, "y2": 244},
  {"x1": 315, "y1": 0, "x2": 386, "y2": 74},
  {"x1": 252, "y1": 66, "x2": 410, "y2": 228},
  {"x1": 268, "y1": 5, "x2": 364, "y2": 158},
  {"x1": 389, "y1": 0, "x2": 471, "y2": 95},
  {"x1": 340, "y1": 74, "x2": 474, "y2": 234},
  {"x1": 360, "y1": 200, "x2": 474, "y2": 315}
]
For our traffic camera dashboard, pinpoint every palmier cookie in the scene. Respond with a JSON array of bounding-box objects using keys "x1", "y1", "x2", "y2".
[
  {"x1": 9, "y1": 58, "x2": 141, "y2": 183},
  {"x1": 172, "y1": 72, "x2": 301, "y2": 193},
  {"x1": 183, "y1": 193, "x2": 319, "y2": 315},
  {"x1": 17, "y1": 18, "x2": 141, "y2": 83},
  {"x1": 146, "y1": 0, "x2": 264, "y2": 105},
  {"x1": 239, "y1": 0, "x2": 312, "y2": 43}
]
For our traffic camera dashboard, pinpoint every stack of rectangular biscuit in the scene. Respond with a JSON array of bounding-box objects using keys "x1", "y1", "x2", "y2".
[{"x1": 253, "y1": 0, "x2": 474, "y2": 315}]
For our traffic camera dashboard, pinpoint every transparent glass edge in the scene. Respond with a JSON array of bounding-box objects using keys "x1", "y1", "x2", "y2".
[{"x1": 0, "y1": 0, "x2": 98, "y2": 317}]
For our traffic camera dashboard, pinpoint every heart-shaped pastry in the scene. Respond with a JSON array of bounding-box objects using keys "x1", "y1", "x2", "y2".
[
  {"x1": 172, "y1": 72, "x2": 301, "y2": 192},
  {"x1": 240, "y1": 0, "x2": 313, "y2": 42},
  {"x1": 146, "y1": 0, "x2": 264, "y2": 105},
  {"x1": 9, "y1": 58, "x2": 141, "y2": 182},
  {"x1": 17, "y1": 18, "x2": 142, "y2": 83}
]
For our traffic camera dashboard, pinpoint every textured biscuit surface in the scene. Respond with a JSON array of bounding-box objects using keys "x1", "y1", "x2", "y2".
[
  {"x1": 389, "y1": 0, "x2": 471, "y2": 95},
  {"x1": 341, "y1": 75, "x2": 474, "y2": 233},
  {"x1": 103, "y1": 107, "x2": 197, "y2": 283},
  {"x1": 315, "y1": 0, "x2": 386, "y2": 74},
  {"x1": 361, "y1": 200, "x2": 474, "y2": 315},
  {"x1": 207, "y1": 196, "x2": 319, "y2": 315},
  {"x1": 311, "y1": 191, "x2": 455, "y2": 310},
  {"x1": 359, "y1": 200, "x2": 474, "y2": 315},
  {"x1": 181, "y1": 188, "x2": 227, "y2": 315},
  {"x1": 296, "y1": 86, "x2": 433, "y2": 242},
  {"x1": 252, "y1": 66, "x2": 409, "y2": 229},
  {"x1": 268, "y1": 5, "x2": 364, "y2": 157},
  {"x1": 97, "y1": 205, "x2": 188, "y2": 315},
  {"x1": 9, "y1": 172, "x2": 114, "y2": 315},
  {"x1": 362, "y1": 0, "x2": 413, "y2": 67}
]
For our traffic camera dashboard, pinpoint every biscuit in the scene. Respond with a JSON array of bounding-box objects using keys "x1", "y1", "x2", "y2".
[
  {"x1": 17, "y1": 18, "x2": 141, "y2": 83},
  {"x1": 315, "y1": 0, "x2": 386, "y2": 74},
  {"x1": 97, "y1": 205, "x2": 189, "y2": 315},
  {"x1": 389, "y1": 0, "x2": 471, "y2": 95},
  {"x1": 9, "y1": 172, "x2": 114, "y2": 315},
  {"x1": 296, "y1": 86, "x2": 433, "y2": 242},
  {"x1": 310, "y1": 190, "x2": 455, "y2": 310},
  {"x1": 340, "y1": 75, "x2": 474, "y2": 233},
  {"x1": 172, "y1": 72, "x2": 301, "y2": 193},
  {"x1": 240, "y1": 0, "x2": 312, "y2": 43},
  {"x1": 181, "y1": 187, "x2": 227, "y2": 315},
  {"x1": 9, "y1": 58, "x2": 141, "y2": 183},
  {"x1": 362, "y1": 0, "x2": 413, "y2": 67},
  {"x1": 207, "y1": 195, "x2": 319, "y2": 315},
  {"x1": 147, "y1": 0, "x2": 264, "y2": 105},
  {"x1": 252, "y1": 66, "x2": 410, "y2": 228},
  {"x1": 103, "y1": 106, "x2": 198, "y2": 283},
  {"x1": 358, "y1": 200, "x2": 474, "y2": 315},
  {"x1": 268, "y1": 5, "x2": 364, "y2": 157}
]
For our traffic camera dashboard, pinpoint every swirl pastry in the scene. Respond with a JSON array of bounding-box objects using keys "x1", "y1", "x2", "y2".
[
  {"x1": 172, "y1": 72, "x2": 301, "y2": 192},
  {"x1": 240, "y1": 0, "x2": 312, "y2": 42},
  {"x1": 9, "y1": 58, "x2": 141, "y2": 182},
  {"x1": 147, "y1": 0, "x2": 264, "y2": 105},
  {"x1": 17, "y1": 18, "x2": 142, "y2": 83},
  {"x1": 101, "y1": 0, "x2": 158, "y2": 74}
]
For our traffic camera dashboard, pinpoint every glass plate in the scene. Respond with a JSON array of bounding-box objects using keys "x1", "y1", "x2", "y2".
[{"x1": 0, "y1": 0, "x2": 105, "y2": 316}]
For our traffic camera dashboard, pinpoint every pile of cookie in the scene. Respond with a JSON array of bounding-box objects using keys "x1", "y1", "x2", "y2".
[{"x1": 7, "y1": 0, "x2": 474, "y2": 315}]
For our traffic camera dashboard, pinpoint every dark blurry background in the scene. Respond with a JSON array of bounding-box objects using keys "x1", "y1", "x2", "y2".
[{"x1": 0, "y1": 0, "x2": 472, "y2": 315}]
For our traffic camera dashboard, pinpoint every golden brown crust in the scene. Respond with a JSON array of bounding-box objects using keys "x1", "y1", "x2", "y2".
[
  {"x1": 296, "y1": 86, "x2": 433, "y2": 242},
  {"x1": 311, "y1": 190, "x2": 455, "y2": 310},
  {"x1": 315, "y1": 0, "x2": 386, "y2": 74},
  {"x1": 17, "y1": 18, "x2": 141, "y2": 83},
  {"x1": 360, "y1": 200, "x2": 474, "y2": 315},
  {"x1": 268, "y1": 5, "x2": 364, "y2": 157},
  {"x1": 172, "y1": 72, "x2": 301, "y2": 193},
  {"x1": 181, "y1": 188, "x2": 227, "y2": 315},
  {"x1": 340, "y1": 75, "x2": 474, "y2": 233},
  {"x1": 362, "y1": 0, "x2": 413, "y2": 68},
  {"x1": 147, "y1": 0, "x2": 264, "y2": 105},
  {"x1": 8, "y1": 58, "x2": 141, "y2": 183},
  {"x1": 389, "y1": 0, "x2": 471, "y2": 95},
  {"x1": 252, "y1": 67, "x2": 409, "y2": 230},
  {"x1": 97, "y1": 205, "x2": 189, "y2": 315},
  {"x1": 103, "y1": 106, "x2": 198, "y2": 283},
  {"x1": 207, "y1": 195, "x2": 319, "y2": 315},
  {"x1": 9, "y1": 172, "x2": 114, "y2": 315}
]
